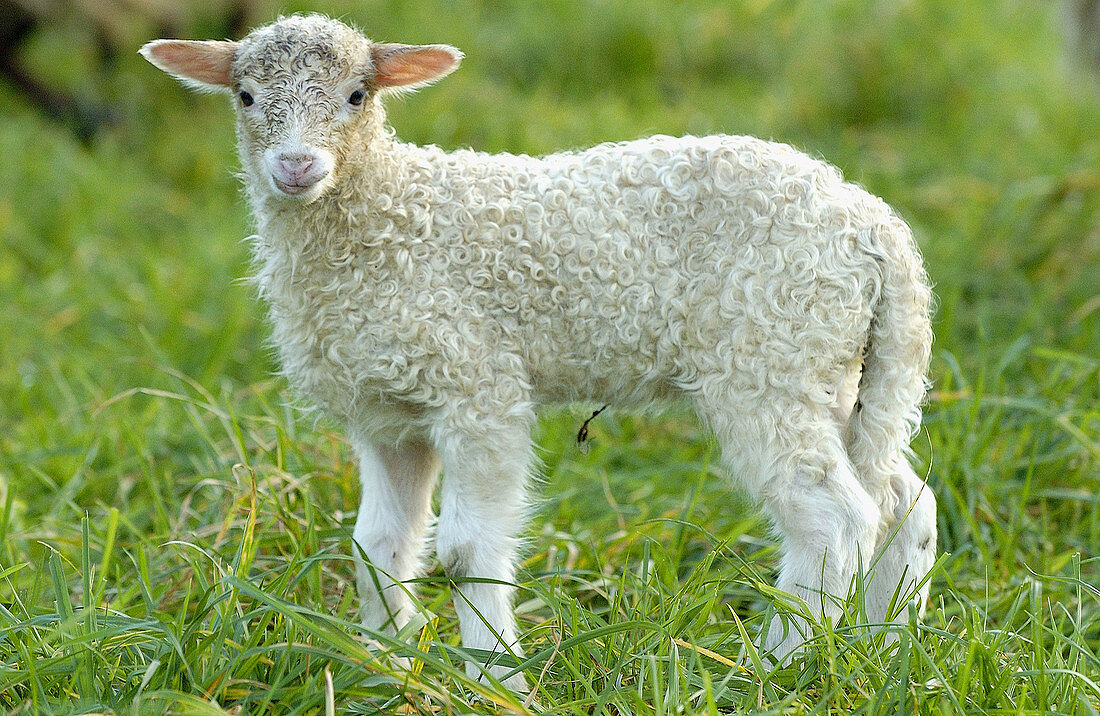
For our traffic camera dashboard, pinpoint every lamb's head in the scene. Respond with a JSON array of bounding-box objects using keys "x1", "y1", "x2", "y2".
[{"x1": 141, "y1": 15, "x2": 462, "y2": 203}]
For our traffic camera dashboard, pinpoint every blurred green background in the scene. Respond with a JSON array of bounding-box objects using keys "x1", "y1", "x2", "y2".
[{"x1": 0, "y1": 0, "x2": 1097, "y2": 710}]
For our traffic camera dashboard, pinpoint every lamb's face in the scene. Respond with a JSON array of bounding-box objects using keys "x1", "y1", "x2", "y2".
[
  {"x1": 232, "y1": 17, "x2": 373, "y2": 204},
  {"x1": 141, "y1": 14, "x2": 463, "y2": 205}
]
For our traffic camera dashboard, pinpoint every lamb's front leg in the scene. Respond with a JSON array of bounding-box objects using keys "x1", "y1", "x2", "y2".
[
  {"x1": 433, "y1": 415, "x2": 533, "y2": 692},
  {"x1": 352, "y1": 438, "x2": 439, "y2": 636}
]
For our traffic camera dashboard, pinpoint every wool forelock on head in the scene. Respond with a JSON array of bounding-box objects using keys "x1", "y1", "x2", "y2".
[{"x1": 234, "y1": 15, "x2": 369, "y2": 103}]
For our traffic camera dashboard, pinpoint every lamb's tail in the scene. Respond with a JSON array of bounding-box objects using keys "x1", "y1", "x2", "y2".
[{"x1": 845, "y1": 211, "x2": 933, "y2": 506}]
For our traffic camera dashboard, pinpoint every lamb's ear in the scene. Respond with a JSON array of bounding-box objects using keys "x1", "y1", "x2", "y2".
[
  {"x1": 370, "y1": 43, "x2": 463, "y2": 93},
  {"x1": 140, "y1": 39, "x2": 237, "y2": 93}
]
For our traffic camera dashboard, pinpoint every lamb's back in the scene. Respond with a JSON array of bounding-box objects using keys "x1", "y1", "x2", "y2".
[{"x1": 415, "y1": 134, "x2": 880, "y2": 405}]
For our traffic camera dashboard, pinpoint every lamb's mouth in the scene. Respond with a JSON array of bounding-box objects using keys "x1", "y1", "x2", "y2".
[{"x1": 273, "y1": 176, "x2": 321, "y2": 195}]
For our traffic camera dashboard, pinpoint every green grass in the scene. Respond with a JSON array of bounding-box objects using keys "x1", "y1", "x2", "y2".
[{"x1": 1, "y1": 0, "x2": 1099, "y2": 712}]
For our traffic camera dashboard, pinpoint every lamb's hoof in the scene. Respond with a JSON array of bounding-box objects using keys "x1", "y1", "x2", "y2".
[
  {"x1": 466, "y1": 661, "x2": 529, "y2": 694},
  {"x1": 363, "y1": 637, "x2": 413, "y2": 672},
  {"x1": 762, "y1": 614, "x2": 812, "y2": 667}
]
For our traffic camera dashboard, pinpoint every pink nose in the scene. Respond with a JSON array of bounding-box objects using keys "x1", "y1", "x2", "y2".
[{"x1": 277, "y1": 153, "x2": 315, "y2": 182}]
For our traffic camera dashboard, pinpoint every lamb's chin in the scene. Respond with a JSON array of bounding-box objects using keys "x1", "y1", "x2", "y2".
[{"x1": 266, "y1": 178, "x2": 328, "y2": 204}]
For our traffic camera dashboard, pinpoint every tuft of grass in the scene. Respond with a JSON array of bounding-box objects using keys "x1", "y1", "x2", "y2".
[{"x1": 1, "y1": 0, "x2": 1098, "y2": 712}]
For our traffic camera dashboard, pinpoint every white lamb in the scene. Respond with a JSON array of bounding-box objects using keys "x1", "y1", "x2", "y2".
[{"x1": 142, "y1": 14, "x2": 936, "y2": 690}]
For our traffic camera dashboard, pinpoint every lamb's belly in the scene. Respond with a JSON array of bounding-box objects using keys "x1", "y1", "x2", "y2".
[{"x1": 522, "y1": 315, "x2": 678, "y2": 406}]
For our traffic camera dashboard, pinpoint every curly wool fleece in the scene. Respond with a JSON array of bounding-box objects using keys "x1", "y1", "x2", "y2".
[{"x1": 142, "y1": 14, "x2": 935, "y2": 689}]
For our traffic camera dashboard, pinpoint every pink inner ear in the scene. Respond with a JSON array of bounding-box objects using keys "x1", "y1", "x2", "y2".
[
  {"x1": 148, "y1": 40, "x2": 235, "y2": 87},
  {"x1": 375, "y1": 46, "x2": 460, "y2": 88}
]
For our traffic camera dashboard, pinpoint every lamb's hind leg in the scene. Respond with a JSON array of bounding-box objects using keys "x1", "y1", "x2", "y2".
[
  {"x1": 711, "y1": 405, "x2": 880, "y2": 661},
  {"x1": 352, "y1": 438, "x2": 440, "y2": 636},
  {"x1": 862, "y1": 460, "x2": 937, "y2": 629},
  {"x1": 838, "y1": 371, "x2": 937, "y2": 631}
]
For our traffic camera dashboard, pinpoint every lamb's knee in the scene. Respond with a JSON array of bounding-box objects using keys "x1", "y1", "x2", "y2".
[
  {"x1": 438, "y1": 538, "x2": 476, "y2": 579},
  {"x1": 885, "y1": 467, "x2": 937, "y2": 549},
  {"x1": 352, "y1": 515, "x2": 398, "y2": 573},
  {"x1": 915, "y1": 487, "x2": 936, "y2": 554},
  {"x1": 437, "y1": 528, "x2": 520, "y2": 581},
  {"x1": 775, "y1": 465, "x2": 879, "y2": 544},
  {"x1": 771, "y1": 462, "x2": 881, "y2": 593}
]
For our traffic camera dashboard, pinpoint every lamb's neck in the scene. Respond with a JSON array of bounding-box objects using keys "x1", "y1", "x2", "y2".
[{"x1": 252, "y1": 127, "x2": 425, "y2": 257}]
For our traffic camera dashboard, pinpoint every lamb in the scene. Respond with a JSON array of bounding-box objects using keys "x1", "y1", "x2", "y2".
[{"x1": 141, "y1": 14, "x2": 936, "y2": 691}]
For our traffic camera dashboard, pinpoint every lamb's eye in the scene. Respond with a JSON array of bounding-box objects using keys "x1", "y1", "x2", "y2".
[
  {"x1": 347, "y1": 89, "x2": 365, "y2": 106},
  {"x1": 238, "y1": 91, "x2": 254, "y2": 107}
]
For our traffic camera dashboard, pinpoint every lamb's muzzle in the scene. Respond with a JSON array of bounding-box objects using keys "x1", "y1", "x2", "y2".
[
  {"x1": 141, "y1": 13, "x2": 936, "y2": 693},
  {"x1": 266, "y1": 147, "x2": 332, "y2": 197}
]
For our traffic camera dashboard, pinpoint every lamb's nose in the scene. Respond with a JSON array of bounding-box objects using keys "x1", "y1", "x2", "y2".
[{"x1": 278, "y1": 153, "x2": 314, "y2": 181}]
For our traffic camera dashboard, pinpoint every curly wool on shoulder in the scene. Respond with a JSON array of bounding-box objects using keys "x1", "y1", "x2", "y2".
[{"x1": 142, "y1": 13, "x2": 936, "y2": 693}]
